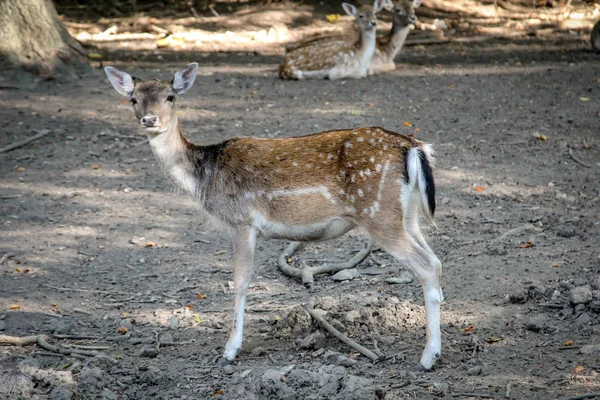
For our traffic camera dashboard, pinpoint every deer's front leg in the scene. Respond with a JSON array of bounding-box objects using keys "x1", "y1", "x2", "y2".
[{"x1": 218, "y1": 226, "x2": 257, "y2": 365}]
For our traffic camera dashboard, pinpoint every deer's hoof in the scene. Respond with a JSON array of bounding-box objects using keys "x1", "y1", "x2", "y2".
[{"x1": 216, "y1": 357, "x2": 233, "y2": 367}]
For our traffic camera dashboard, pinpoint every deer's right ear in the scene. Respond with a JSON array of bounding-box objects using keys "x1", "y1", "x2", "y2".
[
  {"x1": 105, "y1": 67, "x2": 134, "y2": 97},
  {"x1": 173, "y1": 63, "x2": 199, "y2": 95},
  {"x1": 342, "y1": 3, "x2": 357, "y2": 17},
  {"x1": 383, "y1": 0, "x2": 394, "y2": 11}
]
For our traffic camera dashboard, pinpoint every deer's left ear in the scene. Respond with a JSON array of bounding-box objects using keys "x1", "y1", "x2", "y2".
[
  {"x1": 105, "y1": 66, "x2": 134, "y2": 97},
  {"x1": 413, "y1": 0, "x2": 423, "y2": 8},
  {"x1": 374, "y1": 0, "x2": 387, "y2": 13},
  {"x1": 342, "y1": 2, "x2": 357, "y2": 17},
  {"x1": 172, "y1": 63, "x2": 199, "y2": 95},
  {"x1": 383, "y1": 0, "x2": 394, "y2": 12}
]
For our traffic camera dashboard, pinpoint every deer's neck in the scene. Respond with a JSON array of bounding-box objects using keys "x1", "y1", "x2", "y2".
[
  {"x1": 356, "y1": 28, "x2": 378, "y2": 67},
  {"x1": 381, "y1": 25, "x2": 410, "y2": 62},
  {"x1": 148, "y1": 121, "x2": 200, "y2": 197}
]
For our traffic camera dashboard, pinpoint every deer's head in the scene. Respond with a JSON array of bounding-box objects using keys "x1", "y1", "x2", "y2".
[
  {"x1": 385, "y1": 0, "x2": 421, "y2": 27},
  {"x1": 105, "y1": 63, "x2": 198, "y2": 136},
  {"x1": 342, "y1": 0, "x2": 386, "y2": 33}
]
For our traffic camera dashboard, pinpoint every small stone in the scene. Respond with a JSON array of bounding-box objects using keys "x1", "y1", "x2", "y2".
[
  {"x1": 240, "y1": 369, "x2": 252, "y2": 379},
  {"x1": 384, "y1": 271, "x2": 413, "y2": 284},
  {"x1": 139, "y1": 366, "x2": 163, "y2": 384},
  {"x1": 312, "y1": 348, "x2": 325, "y2": 357},
  {"x1": 138, "y1": 347, "x2": 159, "y2": 358},
  {"x1": 467, "y1": 365, "x2": 483, "y2": 376},
  {"x1": 580, "y1": 344, "x2": 600, "y2": 355},
  {"x1": 169, "y1": 315, "x2": 179, "y2": 329},
  {"x1": 407, "y1": 371, "x2": 417, "y2": 379},
  {"x1": 525, "y1": 315, "x2": 547, "y2": 333},
  {"x1": 335, "y1": 355, "x2": 357, "y2": 367},
  {"x1": 102, "y1": 388, "x2": 118, "y2": 400},
  {"x1": 123, "y1": 187, "x2": 133, "y2": 193},
  {"x1": 441, "y1": 197, "x2": 450, "y2": 205},
  {"x1": 332, "y1": 268, "x2": 360, "y2": 281},
  {"x1": 251, "y1": 346, "x2": 267, "y2": 357},
  {"x1": 570, "y1": 286, "x2": 593, "y2": 305},
  {"x1": 223, "y1": 365, "x2": 234, "y2": 375},
  {"x1": 345, "y1": 310, "x2": 361, "y2": 323},
  {"x1": 433, "y1": 382, "x2": 449, "y2": 395},
  {"x1": 508, "y1": 289, "x2": 528, "y2": 304},
  {"x1": 377, "y1": 335, "x2": 396, "y2": 346},
  {"x1": 262, "y1": 369, "x2": 284, "y2": 384},
  {"x1": 130, "y1": 235, "x2": 144, "y2": 245},
  {"x1": 299, "y1": 331, "x2": 326, "y2": 350},
  {"x1": 591, "y1": 275, "x2": 600, "y2": 291}
]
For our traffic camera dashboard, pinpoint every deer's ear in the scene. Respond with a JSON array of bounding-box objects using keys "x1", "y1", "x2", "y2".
[
  {"x1": 374, "y1": 0, "x2": 386, "y2": 13},
  {"x1": 172, "y1": 63, "x2": 199, "y2": 95},
  {"x1": 413, "y1": 0, "x2": 422, "y2": 8},
  {"x1": 383, "y1": 0, "x2": 394, "y2": 11},
  {"x1": 342, "y1": 3, "x2": 357, "y2": 17},
  {"x1": 105, "y1": 67, "x2": 134, "y2": 97}
]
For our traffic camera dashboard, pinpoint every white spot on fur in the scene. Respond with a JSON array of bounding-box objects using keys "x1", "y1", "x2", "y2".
[{"x1": 357, "y1": 189, "x2": 364, "y2": 197}]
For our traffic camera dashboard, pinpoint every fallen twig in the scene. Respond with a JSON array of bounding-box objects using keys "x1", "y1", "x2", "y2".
[
  {"x1": 277, "y1": 238, "x2": 374, "y2": 287},
  {"x1": 305, "y1": 302, "x2": 379, "y2": 362},
  {"x1": 0, "y1": 129, "x2": 53, "y2": 153},
  {"x1": 53, "y1": 334, "x2": 100, "y2": 340},
  {"x1": 450, "y1": 393, "x2": 494, "y2": 399},
  {"x1": 559, "y1": 394, "x2": 600, "y2": 400},
  {"x1": 0, "y1": 334, "x2": 39, "y2": 346},
  {"x1": 568, "y1": 148, "x2": 592, "y2": 168},
  {"x1": 0, "y1": 334, "x2": 116, "y2": 362},
  {"x1": 495, "y1": 224, "x2": 534, "y2": 242},
  {"x1": 41, "y1": 284, "x2": 121, "y2": 295}
]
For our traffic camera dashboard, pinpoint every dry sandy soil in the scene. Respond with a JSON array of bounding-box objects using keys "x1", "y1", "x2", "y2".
[{"x1": 1, "y1": 8, "x2": 600, "y2": 399}]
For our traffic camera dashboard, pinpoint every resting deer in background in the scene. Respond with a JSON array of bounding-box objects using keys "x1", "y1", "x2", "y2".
[
  {"x1": 286, "y1": 0, "x2": 421, "y2": 75},
  {"x1": 369, "y1": 0, "x2": 421, "y2": 74},
  {"x1": 105, "y1": 63, "x2": 443, "y2": 370},
  {"x1": 279, "y1": 0, "x2": 386, "y2": 80}
]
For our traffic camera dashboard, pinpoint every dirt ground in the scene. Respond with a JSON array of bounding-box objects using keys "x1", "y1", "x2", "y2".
[{"x1": 1, "y1": 7, "x2": 600, "y2": 399}]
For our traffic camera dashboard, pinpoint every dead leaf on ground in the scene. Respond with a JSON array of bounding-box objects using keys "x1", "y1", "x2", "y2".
[
  {"x1": 9, "y1": 304, "x2": 21, "y2": 310},
  {"x1": 91, "y1": 165, "x2": 101, "y2": 170},
  {"x1": 474, "y1": 186, "x2": 484, "y2": 192},
  {"x1": 533, "y1": 133, "x2": 547, "y2": 141},
  {"x1": 185, "y1": 304, "x2": 194, "y2": 310},
  {"x1": 520, "y1": 241, "x2": 533, "y2": 248},
  {"x1": 326, "y1": 14, "x2": 340, "y2": 22},
  {"x1": 573, "y1": 365, "x2": 585, "y2": 373},
  {"x1": 563, "y1": 340, "x2": 574, "y2": 346},
  {"x1": 403, "y1": 121, "x2": 413, "y2": 127},
  {"x1": 145, "y1": 242, "x2": 158, "y2": 248},
  {"x1": 462, "y1": 324, "x2": 476, "y2": 332},
  {"x1": 197, "y1": 293, "x2": 207, "y2": 299},
  {"x1": 117, "y1": 327, "x2": 128, "y2": 334},
  {"x1": 550, "y1": 263, "x2": 561, "y2": 268}
]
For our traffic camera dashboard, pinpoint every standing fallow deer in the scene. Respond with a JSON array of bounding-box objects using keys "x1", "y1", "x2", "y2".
[
  {"x1": 286, "y1": 0, "x2": 421, "y2": 75},
  {"x1": 279, "y1": 0, "x2": 386, "y2": 80},
  {"x1": 105, "y1": 63, "x2": 443, "y2": 370}
]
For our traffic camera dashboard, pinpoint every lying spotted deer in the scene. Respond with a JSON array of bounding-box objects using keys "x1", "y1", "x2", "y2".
[
  {"x1": 279, "y1": 0, "x2": 386, "y2": 80},
  {"x1": 105, "y1": 63, "x2": 443, "y2": 370},
  {"x1": 286, "y1": 0, "x2": 421, "y2": 75},
  {"x1": 369, "y1": 0, "x2": 421, "y2": 74}
]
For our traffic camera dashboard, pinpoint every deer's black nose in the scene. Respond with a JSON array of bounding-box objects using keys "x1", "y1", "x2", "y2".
[
  {"x1": 370, "y1": 21, "x2": 377, "y2": 27},
  {"x1": 409, "y1": 15, "x2": 416, "y2": 23},
  {"x1": 141, "y1": 115, "x2": 158, "y2": 127}
]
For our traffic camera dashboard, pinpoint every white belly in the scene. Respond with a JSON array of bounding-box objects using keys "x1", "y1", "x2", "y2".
[{"x1": 253, "y1": 213, "x2": 356, "y2": 242}]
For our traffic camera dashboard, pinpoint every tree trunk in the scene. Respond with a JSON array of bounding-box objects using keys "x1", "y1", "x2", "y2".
[{"x1": 0, "y1": 0, "x2": 89, "y2": 78}]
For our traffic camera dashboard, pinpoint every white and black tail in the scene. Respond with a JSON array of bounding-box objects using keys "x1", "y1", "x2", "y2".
[{"x1": 405, "y1": 144, "x2": 436, "y2": 224}]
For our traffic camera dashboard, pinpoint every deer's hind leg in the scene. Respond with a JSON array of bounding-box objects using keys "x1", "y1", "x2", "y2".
[{"x1": 362, "y1": 218, "x2": 443, "y2": 370}]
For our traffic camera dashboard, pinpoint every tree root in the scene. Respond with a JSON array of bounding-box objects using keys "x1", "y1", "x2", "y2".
[
  {"x1": 305, "y1": 301, "x2": 380, "y2": 362},
  {"x1": 0, "y1": 334, "x2": 115, "y2": 362},
  {"x1": 277, "y1": 238, "x2": 375, "y2": 288}
]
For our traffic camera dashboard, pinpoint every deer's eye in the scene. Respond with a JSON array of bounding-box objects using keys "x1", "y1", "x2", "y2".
[
  {"x1": 166, "y1": 95, "x2": 175, "y2": 102},
  {"x1": 130, "y1": 98, "x2": 138, "y2": 106},
  {"x1": 359, "y1": 14, "x2": 364, "y2": 18}
]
